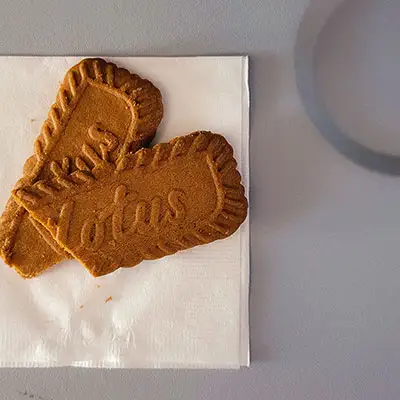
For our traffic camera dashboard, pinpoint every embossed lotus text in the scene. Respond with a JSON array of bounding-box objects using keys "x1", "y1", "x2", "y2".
[{"x1": 53, "y1": 187, "x2": 187, "y2": 251}]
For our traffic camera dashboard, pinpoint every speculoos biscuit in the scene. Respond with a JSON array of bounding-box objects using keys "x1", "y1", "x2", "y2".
[
  {"x1": 13, "y1": 132, "x2": 248, "y2": 277},
  {"x1": 0, "y1": 58, "x2": 163, "y2": 277}
]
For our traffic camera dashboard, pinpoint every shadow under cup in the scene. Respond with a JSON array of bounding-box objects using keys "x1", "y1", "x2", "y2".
[{"x1": 295, "y1": 0, "x2": 400, "y2": 175}]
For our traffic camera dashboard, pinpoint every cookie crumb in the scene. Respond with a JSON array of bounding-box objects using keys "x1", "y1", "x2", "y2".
[
  {"x1": 97, "y1": 284, "x2": 101, "y2": 288},
  {"x1": 105, "y1": 296, "x2": 112, "y2": 303},
  {"x1": 30, "y1": 118, "x2": 35, "y2": 123},
  {"x1": 79, "y1": 305, "x2": 84, "y2": 309}
]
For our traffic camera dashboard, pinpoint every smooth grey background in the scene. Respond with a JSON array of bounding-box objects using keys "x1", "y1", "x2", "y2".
[{"x1": 2, "y1": 0, "x2": 400, "y2": 399}]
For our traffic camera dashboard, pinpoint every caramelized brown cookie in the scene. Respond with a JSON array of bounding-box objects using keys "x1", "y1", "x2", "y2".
[
  {"x1": 13, "y1": 132, "x2": 248, "y2": 277},
  {"x1": 0, "y1": 58, "x2": 163, "y2": 277}
]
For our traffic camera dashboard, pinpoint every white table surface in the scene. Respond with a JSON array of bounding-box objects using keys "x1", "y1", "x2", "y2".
[{"x1": 2, "y1": 0, "x2": 400, "y2": 399}]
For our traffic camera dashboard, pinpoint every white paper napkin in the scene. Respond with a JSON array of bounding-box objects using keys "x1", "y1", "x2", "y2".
[{"x1": 0, "y1": 56, "x2": 249, "y2": 368}]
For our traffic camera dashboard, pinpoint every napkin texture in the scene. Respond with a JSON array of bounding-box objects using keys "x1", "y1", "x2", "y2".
[{"x1": 0, "y1": 56, "x2": 249, "y2": 368}]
